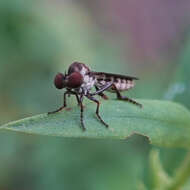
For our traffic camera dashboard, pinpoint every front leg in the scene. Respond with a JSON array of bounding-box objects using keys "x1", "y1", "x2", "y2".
[
  {"x1": 79, "y1": 94, "x2": 86, "y2": 131},
  {"x1": 48, "y1": 91, "x2": 70, "y2": 114}
]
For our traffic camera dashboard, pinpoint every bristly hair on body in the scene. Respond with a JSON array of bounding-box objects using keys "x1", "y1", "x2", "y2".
[{"x1": 48, "y1": 62, "x2": 142, "y2": 131}]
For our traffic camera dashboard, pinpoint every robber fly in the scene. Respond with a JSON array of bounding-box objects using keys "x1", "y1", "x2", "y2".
[{"x1": 48, "y1": 62, "x2": 142, "y2": 131}]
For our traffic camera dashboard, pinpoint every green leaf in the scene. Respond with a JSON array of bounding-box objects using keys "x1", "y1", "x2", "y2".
[{"x1": 1, "y1": 99, "x2": 190, "y2": 148}]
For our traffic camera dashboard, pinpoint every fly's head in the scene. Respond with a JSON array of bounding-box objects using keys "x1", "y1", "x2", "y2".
[{"x1": 54, "y1": 72, "x2": 84, "y2": 90}]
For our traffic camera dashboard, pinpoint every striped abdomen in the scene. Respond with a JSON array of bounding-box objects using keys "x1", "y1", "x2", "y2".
[{"x1": 94, "y1": 72, "x2": 138, "y2": 92}]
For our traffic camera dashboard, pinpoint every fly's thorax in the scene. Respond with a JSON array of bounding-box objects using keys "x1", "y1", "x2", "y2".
[
  {"x1": 75, "y1": 75, "x2": 96, "y2": 95},
  {"x1": 81, "y1": 72, "x2": 96, "y2": 91},
  {"x1": 68, "y1": 62, "x2": 90, "y2": 76}
]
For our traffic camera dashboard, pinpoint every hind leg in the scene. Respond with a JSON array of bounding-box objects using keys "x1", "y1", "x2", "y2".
[
  {"x1": 95, "y1": 85, "x2": 108, "y2": 100},
  {"x1": 112, "y1": 84, "x2": 142, "y2": 108}
]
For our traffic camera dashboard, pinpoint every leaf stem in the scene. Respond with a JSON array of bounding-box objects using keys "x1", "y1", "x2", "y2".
[
  {"x1": 167, "y1": 151, "x2": 190, "y2": 190},
  {"x1": 149, "y1": 149, "x2": 171, "y2": 190}
]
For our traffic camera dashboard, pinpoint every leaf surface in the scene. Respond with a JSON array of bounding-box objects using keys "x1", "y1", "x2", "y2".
[{"x1": 1, "y1": 99, "x2": 190, "y2": 148}]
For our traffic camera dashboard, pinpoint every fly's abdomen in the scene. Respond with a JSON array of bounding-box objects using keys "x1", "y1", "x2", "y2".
[
  {"x1": 96, "y1": 75, "x2": 135, "y2": 92},
  {"x1": 112, "y1": 78, "x2": 135, "y2": 91}
]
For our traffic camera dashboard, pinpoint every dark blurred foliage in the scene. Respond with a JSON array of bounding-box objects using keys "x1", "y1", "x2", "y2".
[{"x1": 0, "y1": 0, "x2": 190, "y2": 189}]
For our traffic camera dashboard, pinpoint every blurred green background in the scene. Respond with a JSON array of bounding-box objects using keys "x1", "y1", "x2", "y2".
[{"x1": 0, "y1": 0, "x2": 190, "y2": 189}]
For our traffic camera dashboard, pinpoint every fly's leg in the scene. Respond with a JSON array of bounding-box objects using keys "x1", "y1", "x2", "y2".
[
  {"x1": 48, "y1": 91, "x2": 70, "y2": 114},
  {"x1": 95, "y1": 85, "x2": 108, "y2": 100},
  {"x1": 48, "y1": 90, "x2": 81, "y2": 114},
  {"x1": 86, "y1": 95, "x2": 109, "y2": 128},
  {"x1": 79, "y1": 95, "x2": 86, "y2": 131},
  {"x1": 112, "y1": 84, "x2": 142, "y2": 108},
  {"x1": 117, "y1": 95, "x2": 142, "y2": 108},
  {"x1": 90, "y1": 82, "x2": 113, "y2": 97},
  {"x1": 75, "y1": 93, "x2": 80, "y2": 106},
  {"x1": 68, "y1": 91, "x2": 80, "y2": 105}
]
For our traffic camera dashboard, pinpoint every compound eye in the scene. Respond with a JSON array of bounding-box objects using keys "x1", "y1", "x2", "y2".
[
  {"x1": 67, "y1": 72, "x2": 83, "y2": 88},
  {"x1": 54, "y1": 73, "x2": 64, "y2": 89}
]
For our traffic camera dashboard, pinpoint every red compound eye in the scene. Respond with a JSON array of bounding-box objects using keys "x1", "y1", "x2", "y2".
[
  {"x1": 54, "y1": 73, "x2": 64, "y2": 89},
  {"x1": 67, "y1": 72, "x2": 83, "y2": 88}
]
